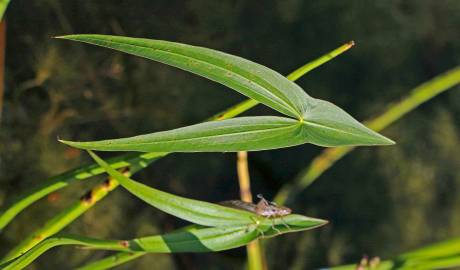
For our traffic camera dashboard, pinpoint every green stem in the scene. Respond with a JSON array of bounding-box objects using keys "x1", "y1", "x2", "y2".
[
  {"x1": 274, "y1": 66, "x2": 460, "y2": 205},
  {"x1": 1, "y1": 235, "x2": 136, "y2": 270},
  {"x1": 0, "y1": 152, "x2": 165, "y2": 231},
  {"x1": 1, "y1": 171, "x2": 129, "y2": 263},
  {"x1": 286, "y1": 41, "x2": 354, "y2": 81}
]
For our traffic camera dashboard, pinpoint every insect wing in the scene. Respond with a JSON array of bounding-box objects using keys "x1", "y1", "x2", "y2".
[{"x1": 219, "y1": 200, "x2": 257, "y2": 213}]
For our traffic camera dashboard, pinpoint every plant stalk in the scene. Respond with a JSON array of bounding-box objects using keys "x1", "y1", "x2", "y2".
[
  {"x1": 237, "y1": 151, "x2": 267, "y2": 270},
  {"x1": 1, "y1": 172, "x2": 126, "y2": 263}
]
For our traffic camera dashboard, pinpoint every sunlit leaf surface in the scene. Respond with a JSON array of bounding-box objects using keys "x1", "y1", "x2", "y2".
[{"x1": 57, "y1": 34, "x2": 394, "y2": 152}]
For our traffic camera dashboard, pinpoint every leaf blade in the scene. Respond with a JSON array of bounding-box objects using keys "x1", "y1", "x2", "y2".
[
  {"x1": 2, "y1": 227, "x2": 257, "y2": 270},
  {"x1": 5, "y1": 215, "x2": 327, "y2": 270},
  {"x1": 57, "y1": 34, "x2": 308, "y2": 118},
  {"x1": 88, "y1": 151, "x2": 257, "y2": 227},
  {"x1": 300, "y1": 99, "x2": 395, "y2": 146},
  {"x1": 60, "y1": 116, "x2": 307, "y2": 152},
  {"x1": 57, "y1": 35, "x2": 394, "y2": 151},
  {"x1": 60, "y1": 110, "x2": 393, "y2": 153}
]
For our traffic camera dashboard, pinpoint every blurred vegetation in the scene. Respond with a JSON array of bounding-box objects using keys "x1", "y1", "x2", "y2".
[{"x1": 0, "y1": 0, "x2": 459, "y2": 269}]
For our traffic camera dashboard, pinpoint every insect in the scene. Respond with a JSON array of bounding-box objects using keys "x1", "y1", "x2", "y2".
[{"x1": 219, "y1": 194, "x2": 292, "y2": 237}]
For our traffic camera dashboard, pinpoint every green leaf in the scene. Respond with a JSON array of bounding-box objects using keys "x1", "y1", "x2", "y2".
[
  {"x1": 300, "y1": 99, "x2": 394, "y2": 146},
  {"x1": 88, "y1": 150, "x2": 327, "y2": 229},
  {"x1": 60, "y1": 113, "x2": 392, "y2": 153},
  {"x1": 60, "y1": 116, "x2": 310, "y2": 152},
  {"x1": 2, "y1": 226, "x2": 257, "y2": 270},
  {"x1": 57, "y1": 34, "x2": 307, "y2": 118},
  {"x1": 4, "y1": 216, "x2": 326, "y2": 270},
  {"x1": 88, "y1": 150, "x2": 256, "y2": 227},
  {"x1": 56, "y1": 34, "x2": 394, "y2": 149}
]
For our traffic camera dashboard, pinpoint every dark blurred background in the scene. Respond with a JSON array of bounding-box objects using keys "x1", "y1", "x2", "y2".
[{"x1": 1, "y1": 0, "x2": 460, "y2": 269}]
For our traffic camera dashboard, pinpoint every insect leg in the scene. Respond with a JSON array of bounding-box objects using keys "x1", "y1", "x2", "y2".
[
  {"x1": 268, "y1": 216, "x2": 281, "y2": 235},
  {"x1": 250, "y1": 216, "x2": 265, "y2": 238},
  {"x1": 279, "y1": 216, "x2": 291, "y2": 230}
]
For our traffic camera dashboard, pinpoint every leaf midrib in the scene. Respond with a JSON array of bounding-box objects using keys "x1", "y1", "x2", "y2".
[
  {"x1": 82, "y1": 123, "x2": 300, "y2": 147},
  {"x1": 302, "y1": 120, "x2": 377, "y2": 141}
]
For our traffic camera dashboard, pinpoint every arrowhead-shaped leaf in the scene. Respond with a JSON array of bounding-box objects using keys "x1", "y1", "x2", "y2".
[{"x1": 57, "y1": 34, "x2": 394, "y2": 150}]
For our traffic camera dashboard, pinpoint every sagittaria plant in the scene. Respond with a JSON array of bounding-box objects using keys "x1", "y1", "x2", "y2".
[
  {"x1": 3, "y1": 34, "x2": 394, "y2": 269},
  {"x1": 2, "y1": 150, "x2": 327, "y2": 270},
  {"x1": 57, "y1": 35, "x2": 394, "y2": 152}
]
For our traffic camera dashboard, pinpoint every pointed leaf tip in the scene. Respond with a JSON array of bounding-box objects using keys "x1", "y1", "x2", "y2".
[
  {"x1": 300, "y1": 99, "x2": 396, "y2": 147},
  {"x1": 58, "y1": 138, "x2": 76, "y2": 147}
]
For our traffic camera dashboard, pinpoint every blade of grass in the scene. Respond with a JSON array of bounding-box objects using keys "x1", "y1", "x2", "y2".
[
  {"x1": 0, "y1": 42, "x2": 352, "y2": 232},
  {"x1": 274, "y1": 66, "x2": 460, "y2": 205}
]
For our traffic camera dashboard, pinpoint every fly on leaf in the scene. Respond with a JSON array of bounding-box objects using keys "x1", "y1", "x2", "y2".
[{"x1": 219, "y1": 194, "x2": 291, "y2": 236}]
